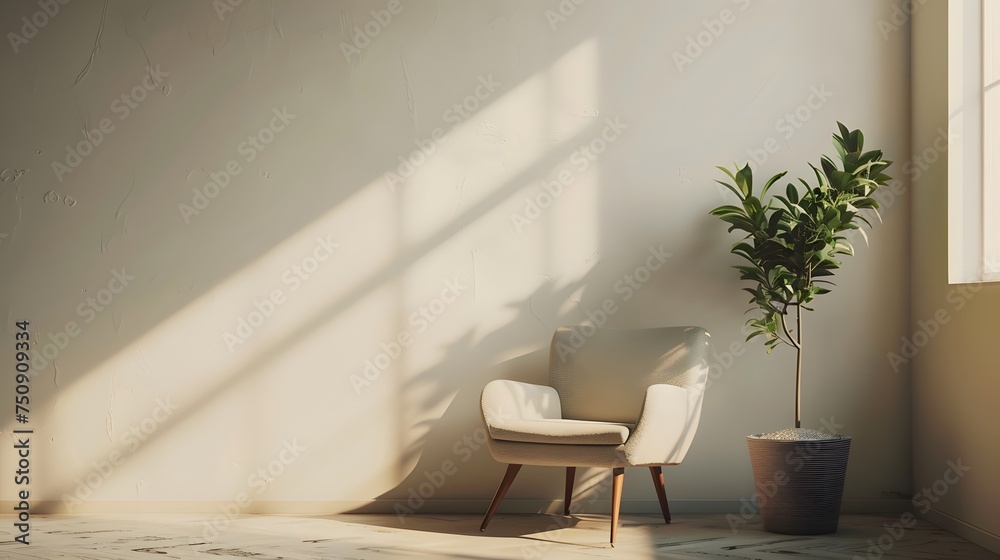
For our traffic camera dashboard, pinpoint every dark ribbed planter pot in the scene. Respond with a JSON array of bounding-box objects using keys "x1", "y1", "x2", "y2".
[{"x1": 746, "y1": 435, "x2": 851, "y2": 535}]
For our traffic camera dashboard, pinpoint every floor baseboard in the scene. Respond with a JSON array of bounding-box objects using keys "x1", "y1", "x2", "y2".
[{"x1": 922, "y1": 507, "x2": 1000, "y2": 555}]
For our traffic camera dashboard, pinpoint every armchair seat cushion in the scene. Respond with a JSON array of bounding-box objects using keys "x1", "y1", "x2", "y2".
[{"x1": 489, "y1": 418, "x2": 631, "y2": 445}]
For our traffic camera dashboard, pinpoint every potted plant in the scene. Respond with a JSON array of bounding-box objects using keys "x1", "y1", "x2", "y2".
[{"x1": 709, "y1": 123, "x2": 892, "y2": 534}]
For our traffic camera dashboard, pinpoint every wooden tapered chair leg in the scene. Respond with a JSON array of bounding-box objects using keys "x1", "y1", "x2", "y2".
[
  {"x1": 648, "y1": 466, "x2": 671, "y2": 524},
  {"x1": 564, "y1": 467, "x2": 576, "y2": 515},
  {"x1": 610, "y1": 467, "x2": 625, "y2": 544},
  {"x1": 480, "y1": 464, "x2": 522, "y2": 532}
]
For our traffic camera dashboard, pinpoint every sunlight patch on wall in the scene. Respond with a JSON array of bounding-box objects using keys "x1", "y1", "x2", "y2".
[{"x1": 46, "y1": 181, "x2": 409, "y2": 499}]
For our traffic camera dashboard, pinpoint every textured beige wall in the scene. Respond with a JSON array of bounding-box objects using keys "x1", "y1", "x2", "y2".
[
  {"x1": 911, "y1": 1, "x2": 1000, "y2": 551},
  {"x1": 0, "y1": 0, "x2": 910, "y2": 515}
]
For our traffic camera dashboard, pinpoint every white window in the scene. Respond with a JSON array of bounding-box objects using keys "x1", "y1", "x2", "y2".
[{"x1": 949, "y1": 0, "x2": 1000, "y2": 282}]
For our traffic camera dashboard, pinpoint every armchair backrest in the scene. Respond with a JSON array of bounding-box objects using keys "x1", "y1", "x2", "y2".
[{"x1": 548, "y1": 326, "x2": 710, "y2": 424}]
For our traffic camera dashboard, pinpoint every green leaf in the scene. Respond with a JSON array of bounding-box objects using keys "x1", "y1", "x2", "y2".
[
  {"x1": 834, "y1": 241, "x2": 854, "y2": 256},
  {"x1": 742, "y1": 195, "x2": 763, "y2": 217},
  {"x1": 709, "y1": 204, "x2": 748, "y2": 217},
  {"x1": 708, "y1": 122, "x2": 894, "y2": 360},
  {"x1": 734, "y1": 164, "x2": 752, "y2": 196},
  {"x1": 715, "y1": 180, "x2": 745, "y2": 200},
  {"x1": 717, "y1": 165, "x2": 739, "y2": 184},
  {"x1": 762, "y1": 171, "x2": 788, "y2": 198},
  {"x1": 833, "y1": 134, "x2": 847, "y2": 161},
  {"x1": 820, "y1": 156, "x2": 837, "y2": 178},
  {"x1": 837, "y1": 122, "x2": 851, "y2": 143},
  {"x1": 766, "y1": 208, "x2": 786, "y2": 235},
  {"x1": 785, "y1": 183, "x2": 799, "y2": 204}
]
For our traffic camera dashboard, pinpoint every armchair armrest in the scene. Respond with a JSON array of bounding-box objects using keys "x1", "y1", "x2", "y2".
[
  {"x1": 481, "y1": 379, "x2": 562, "y2": 437},
  {"x1": 622, "y1": 383, "x2": 704, "y2": 466}
]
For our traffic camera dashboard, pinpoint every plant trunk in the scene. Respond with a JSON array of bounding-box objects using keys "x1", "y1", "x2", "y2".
[{"x1": 795, "y1": 305, "x2": 802, "y2": 429}]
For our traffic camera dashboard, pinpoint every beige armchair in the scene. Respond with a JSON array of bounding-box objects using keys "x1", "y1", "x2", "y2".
[{"x1": 479, "y1": 325, "x2": 710, "y2": 543}]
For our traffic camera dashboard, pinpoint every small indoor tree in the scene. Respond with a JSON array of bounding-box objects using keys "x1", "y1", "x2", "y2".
[{"x1": 710, "y1": 123, "x2": 892, "y2": 429}]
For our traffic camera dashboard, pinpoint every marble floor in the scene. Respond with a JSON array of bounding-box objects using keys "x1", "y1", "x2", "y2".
[{"x1": 0, "y1": 513, "x2": 997, "y2": 559}]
